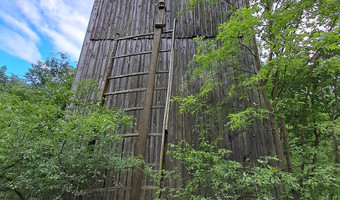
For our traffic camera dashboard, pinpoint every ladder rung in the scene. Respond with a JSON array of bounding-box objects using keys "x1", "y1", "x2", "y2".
[
  {"x1": 162, "y1": 29, "x2": 174, "y2": 34},
  {"x1": 148, "y1": 133, "x2": 162, "y2": 137},
  {"x1": 120, "y1": 133, "x2": 139, "y2": 137},
  {"x1": 141, "y1": 186, "x2": 157, "y2": 190},
  {"x1": 119, "y1": 133, "x2": 162, "y2": 137},
  {"x1": 86, "y1": 186, "x2": 132, "y2": 193},
  {"x1": 104, "y1": 88, "x2": 146, "y2": 95},
  {"x1": 113, "y1": 49, "x2": 171, "y2": 59},
  {"x1": 122, "y1": 105, "x2": 165, "y2": 112},
  {"x1": 156, "y1": 70, "x2": 170, "y2": 74},
  {"x1": 85, "y1": 185, "x2": 158, "y2": 192},
  {"x1": 117, "y1": 32, "x2": 154, "y2": 40},
  {"x1": 104, "y1": 87, "x2": 167, "y2": 96},
  {"x1": 154, "y1": 87, "x2": 167, "y2": 91},
  {"x1": 146, "y1": 163, "x2": 159, "y2": 167},
  {"x1": 90, "y1": 29, "x2": 174, "y2": 41},
  {"x1": 109, "y1": 72, "x2": 148, "y2": 79},
  {"x1": 122, "y1": 107, "x2": 143, "y2": 111},
  {"x1": 108, "y1": 71, "x2": 168, "y2": 80},
  {"x1": 117, "y1": 29, "x2": 173, "y2": 41}
]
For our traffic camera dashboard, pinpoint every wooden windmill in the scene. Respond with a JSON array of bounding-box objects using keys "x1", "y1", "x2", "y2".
[{"x1": 73, "y1": 0, "x2": 278, "y2": 199}]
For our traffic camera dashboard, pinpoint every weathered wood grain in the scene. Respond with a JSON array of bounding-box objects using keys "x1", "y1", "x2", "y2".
[{"x1": 74, "y1": 0, "x2": 278, "y2": 199}]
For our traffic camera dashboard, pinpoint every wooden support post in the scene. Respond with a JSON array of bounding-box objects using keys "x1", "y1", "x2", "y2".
[{"x1": 130, "y1": 1, "x2": 166, "y2": 200}]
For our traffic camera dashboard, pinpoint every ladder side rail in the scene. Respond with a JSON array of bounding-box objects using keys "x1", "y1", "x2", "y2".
[
  {"x1": 130, "y1": 1, "x2": 166, "y2": 199},
  {"x1": 157, "y1": 18, "x2": 176, "y2": 190},
  {"x1": 97, "y1": 39, "x2": 119, "y2": 104}
]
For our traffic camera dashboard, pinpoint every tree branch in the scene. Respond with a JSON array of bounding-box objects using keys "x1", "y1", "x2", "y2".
[
  {"x1": 0, "y1": 175, "x2": 25, "y2": 200},
  {"x1": 1, "y1": 154, "x2": 24, "y2": 172}
]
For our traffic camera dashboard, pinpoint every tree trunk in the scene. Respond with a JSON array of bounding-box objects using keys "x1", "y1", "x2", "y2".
[
  {"x1": 311, "y1": 84, "x2": 320, "y2": 170},
  {"x1": 328, "y1": 71, "x2": 339, "y2": 200},
  {"x1": 332, "y1": 71, "x2": 339, "y2": 165},
  {"x1": 251, "y1": 39, "x2": 285, "y2": 170},
  {"x1": 279, "y1": 107, "x2": 293, "y2": 172},
  {"x1": 299, "y1": 86, "x2": 310, "y2": 189},
  {"x1": 280, "y1": 106, "x2": 299, "y2": 200}
]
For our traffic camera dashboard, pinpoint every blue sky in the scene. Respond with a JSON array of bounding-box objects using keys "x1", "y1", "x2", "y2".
[{"x1": 0, "y1": 0, "x2": 94, "y2": 78}]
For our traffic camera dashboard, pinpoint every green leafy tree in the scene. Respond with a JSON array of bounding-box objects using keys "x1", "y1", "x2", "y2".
[
  {"x1": 0, "y1": 57, "x2": 141, "y2": 199},
  {"x1": 0, "y1": 66, "x2": 21, "y2": 87},
  {"x1": 0, "y1": 66, "x2": 7, "y2": 86},
  {"x1": 162, "y1": 141, "x2": 298, "y2": 200},
  {"x1": 169, "y1": 0, "x2": 339, "y2": 199},
  {"x1": 24, "y1": 52, "x2": 74, "y2": 87}
]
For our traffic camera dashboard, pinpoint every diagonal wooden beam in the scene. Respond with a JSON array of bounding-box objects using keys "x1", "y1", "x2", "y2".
[
  {"x1": 157, "y1": 18, "x2": 176, "y2": 197},
  {"x1": 97, "y1": 37, "x2": 119, "y2": 105},
  {"x1": 130, "y1": 1, "x2": 166, "y2": 199}
]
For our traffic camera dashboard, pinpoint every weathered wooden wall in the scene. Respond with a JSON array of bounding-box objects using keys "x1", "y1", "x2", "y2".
[{"x1": 73, "y1": 0, "x2": 277, "y2": 199}]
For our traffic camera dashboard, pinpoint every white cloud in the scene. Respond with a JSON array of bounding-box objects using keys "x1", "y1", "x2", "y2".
[
  {"x1": 41, "y1": 27, "x2": 81, "y2": 59},
  {"x1": 59, "y1": 23, "x2": 85, "y2": 44},
  {"x1": 0, "y1": 26, "x2": 41, "y2": 63},
  {"x1": 35, "y1": 0, "x2": 91, "y2": 58},
  {"x1": 36, "y1": 0, "x2": 93, "y2": 60},
  {"x1": 0, "y1": 0, "x2": 94, "y2": 63},
  {"x1": 0, "y1": 11, "x2": 40, "y2": 42},
  {"x1": 15, "y1": 0, "x2": 41, "y2": 25}
]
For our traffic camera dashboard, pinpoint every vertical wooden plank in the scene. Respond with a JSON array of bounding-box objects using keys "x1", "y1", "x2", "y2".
[
  {"x1": 73, "y1": 0, "x2": 100, "y2": 86},
  {"x1": 110, "y1": 0, "x2": 122, "y2": 38},
  {"x1": 116, "y1": 138, "x2": 128, "y2": 199},
  {"x1": 94, "y1": 0, "x2": 107, "y2": 39}
]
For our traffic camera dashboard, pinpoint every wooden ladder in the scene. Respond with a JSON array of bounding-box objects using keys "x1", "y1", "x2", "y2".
[{"x1": 97, "y1": 1, "x2": 176, "y2": 199}]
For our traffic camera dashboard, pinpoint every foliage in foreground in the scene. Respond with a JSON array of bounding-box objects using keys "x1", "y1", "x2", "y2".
[
  {"x1": 168, "y1": 0, "x2": 340, "y2": 199},
  {"x1": 1, "y1": 0, "x2": 339, "y2": 198},
  {"x1": 157, "y1": 141, "x2": 297, "y2": 200},
  {"x1": 0, "y1": 57, "x2": 140, "y2": 199}
]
